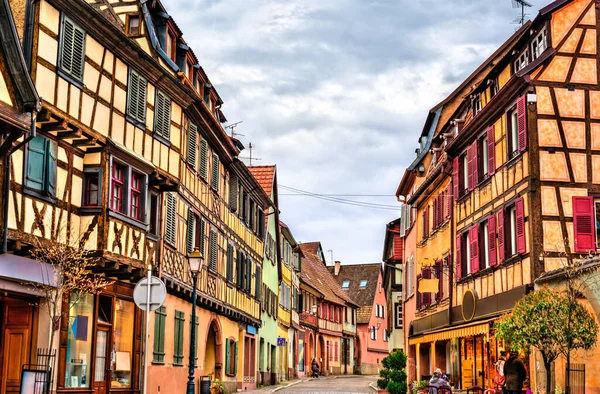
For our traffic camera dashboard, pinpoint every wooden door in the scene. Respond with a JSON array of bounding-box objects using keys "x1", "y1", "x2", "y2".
[
  {"x1": 93, "y1": 329, "x2": 109, "y2": 394},
  {"x1": 1, "y1": 301, "x2": 33, "y2": 394}
]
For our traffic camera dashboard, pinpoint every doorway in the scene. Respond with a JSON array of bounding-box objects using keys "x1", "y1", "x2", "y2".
[
  {"x1": 93, "y1": 328, "x2": 110, "y2": 394},
  {"x1": 0, "y1": 299, "x2": 34, "y2": 394},
  {"x1": 204, "y1": 319, "x2": 223, "y2": 380}
]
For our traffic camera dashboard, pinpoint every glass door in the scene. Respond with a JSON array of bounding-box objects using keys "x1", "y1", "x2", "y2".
[{"x1": 93, "y1": 328, "x2": 109, "y2": 394}]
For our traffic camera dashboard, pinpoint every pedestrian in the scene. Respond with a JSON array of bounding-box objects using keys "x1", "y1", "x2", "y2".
[
  {"x1": 429, "y1": 368, "x2": 451, "y2": 394},
  {"x1": 311, "y1": 358, "x2": 320, "y2": 378},
  {"x1": 493, "y1": 351, "x2": 507, "y2": 389},
  {"x1": 503, "y1": 351, "x2": 526, "y2": 394}
]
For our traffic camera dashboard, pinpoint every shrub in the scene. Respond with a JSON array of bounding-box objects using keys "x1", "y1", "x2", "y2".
[{"x1": 379, "y1": 350, "x2": 408, "y2": 393}]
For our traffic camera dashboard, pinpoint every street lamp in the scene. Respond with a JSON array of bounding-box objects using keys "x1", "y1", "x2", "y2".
[{"x1": 187, "y1": 248, "x2": 204, "y2": 394}]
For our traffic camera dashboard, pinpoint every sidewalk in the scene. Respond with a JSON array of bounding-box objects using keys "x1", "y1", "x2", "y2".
[{"x1": 242, "y1": 378, "x2": 310, "y2": 394}]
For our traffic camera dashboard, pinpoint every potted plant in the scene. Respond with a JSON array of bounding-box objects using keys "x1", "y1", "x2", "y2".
[
  {"x1": 377, "y1": 350, "x2": 408, "y2": 394},
  {"x1": 210, "y1": 379, "x2": 224, "y2": 394},
  {"x1": 411, "y1": 380, "x2": 428, "y2": 394}
]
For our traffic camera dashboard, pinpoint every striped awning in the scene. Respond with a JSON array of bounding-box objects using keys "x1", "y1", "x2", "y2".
[{"x1": 408, "y1": 320, "x2": 493, "y2": 345}]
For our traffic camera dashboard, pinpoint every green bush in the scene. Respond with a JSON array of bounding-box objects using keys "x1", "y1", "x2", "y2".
[
  {"x1": 386, "y1": 381, "x2": 408, "y2": 394},
  {"x1": 377, "y1": 378, "x2": 388, "y2": 390},
  {"x1": 378, "y1": 350, "x2": 408, "y2": 392}
]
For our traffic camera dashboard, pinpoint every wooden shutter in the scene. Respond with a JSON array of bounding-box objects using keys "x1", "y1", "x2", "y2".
[
  {"x1": 60, "y1": 17, "x2": 85, "y2": 81},
  {"x1": 423, "y1": 268, "x2": 431, "y2": 306},
  {"x1": 155, "y1": 91, "x2": 171, "y2": 139},
  {"x1": 453, "y1": 157, "x2": 460, "y2": 200},
  {"x1": 472, "y1": 142, "x2": 479, "y2": 186},
  {"x1": 515, "y1": 197, "x2": 526, "y2": 254},
  {"x1": 229, "y1": 174, "x2": 239, "y2": 212},
  {"x1": 209, "y1": 229, "x2": 217, "y2": 272},
  {"x1": 198, "y1": 218, "x2": 205, "y2": 256},
  {"x1": 186, "y1": 208, "x2": 195, "y2": 254},
  {"x1": 258, "y1": 208, "x2": 265, "y2": 240},
  {"x1": 467, "y1": 145, "x2": 474, "y2": 191},
  {"x1": 255, "y1": 265, "x2": 262, "y2": 299},
  {"x1": 246, "y1": 256, "x2": 252, "y2": 292},
  {"x1": 237, "y1": 250, "x2": 244, "y2": 288},
  {"x1": 226, "y1": 243, "x2": 234, "y2": 282},
  {"x1": 26, "y1": 137, "x2": 46, "y2": 191},
  {"x1": 446, "y1": 185, "x2": 452, "y2": 219},
  {"x1": 225, "y1": 338, "x2": 231, "y2": 375},
  {"x1": 416, "y1": 274, "x2": 422, "y2": 309},
  {"x1": 234, "y1": 341, "x2": 238, "y2": 375},
  {"x1": 174, "y1": 311, "x2": 184, "y2": 364},
  {"x1": 432, "y1": 197, "x2": 438, "y2": 230},
  {"x1": 165, "y1": 193, "x2": 176, "y2": 245},
  {"x1": 497, "y1": 209, "x2": 505, "y2": 263},
  {"x1": 573, "y1": 196, "x2": 595, "y2": 253},
  {"x1": 517, "y1": 95, "x2": 527, "y2": 152},
  {"x1": 488, "y1": 214, "x2": 497, "y2": 267},
  {"x1": 187, "y1": 123, "x2": 198, "y2": 168},
  {"x1": 199, "y1": 140, "x2": 208, "y2": 180},
  {"x1": 128, "y1": 70, "x2": 147, "y2": 123},
  {"x1": 211, "y1": 153, "x2": 220, "y2": 191},
  {"x1": 435, "y1": 260, "x2": 443, "y2": 301},
  {"x1": 469, "y1": 225, "x2": 479, "y2": 274},
  {"x1": 455, "y1": 234, "x2": 462, "y2": 280},
  {"x1": 487, "y1": 125, "x2": 495, "y2": 175},
  {"x1": 153, "y1": 306, "x2": 166, "y2": 362},
  {"x1": 46, "y1": 140, "x2": 57, "y2": 196}
]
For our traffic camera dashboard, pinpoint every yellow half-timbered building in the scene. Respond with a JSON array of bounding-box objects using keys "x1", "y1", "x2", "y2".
[{"x1": 3, "y1": 0, "x2": 271, "y2": 392}]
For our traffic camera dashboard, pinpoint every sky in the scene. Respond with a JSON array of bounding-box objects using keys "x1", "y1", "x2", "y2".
[{"x1": 168, "y1": 0, "x2": 549, "y2": 265}]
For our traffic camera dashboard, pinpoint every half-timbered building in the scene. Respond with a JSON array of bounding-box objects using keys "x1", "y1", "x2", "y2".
[{"x1": 3, "y1": 0, "x2": 271, "y2": 392}]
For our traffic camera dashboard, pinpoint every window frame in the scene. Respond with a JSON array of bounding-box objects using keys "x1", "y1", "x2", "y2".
[
  {"x1": 507, "y1": 107, "x2": 519, "y2": 159},
  {"x1": 341, "y1": 280, "x2": 350, "y2": 289},
  {"x1": 126, "y1": 68, "x2": 148, "y2": 127},
  {"x1": 480, "y1": 220, "x2": 490, "y2": 270},
  {"x1": 109, "y1": 157, "x2": 148, "y2": 225},
  {"x1": 24, "y1": 135, "x2": 58, "y2": 200},
  {"x1": 58, "y1": 15, "x2": 86, "y2": 85},
  {"x1": 513, "y1": 48, "x2": 529, "y2": 73},
  {"x1": 82, "y1": 168, "x2": 102, "y2": 208},
  {"x1": 359, "y1": 280, "x2": 368, "y2": 289},
  {"x1": 478, "y1": 134, "x2": 489, "y2": 182},
  {"x1": 531, "y1": 27, "x2": 548, "y2": 60},
  {"x1": 125, "y1": 14, "x2": 141, "y2": 36},
  {"x1": 148, "y1": 192, "x2": 161, "y2": 238}
]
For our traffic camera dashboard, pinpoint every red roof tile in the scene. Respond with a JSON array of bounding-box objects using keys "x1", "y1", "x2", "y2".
[{"x1": 248, "y1": 165, "x2": 276, "y2": 198}]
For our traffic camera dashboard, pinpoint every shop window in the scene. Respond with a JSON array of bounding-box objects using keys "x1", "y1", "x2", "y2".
[
  {"x1": 153, "y1": 306, "x2": 166, "y2": 362},
  {"x1": 173, "y1": 310, "x2": 185, "y2": 365},
  {"x1": 225, "y1": 338, "x2": 238, "y2": 376},
  {"x1": 59, "y1": 16, "x2": 85, "y2": 82},
  {"x1": 26, "y1": 136, "x2": 57, "y2": 197},
  {"x1": 97, "y1": 295, "x2": 113, "y2": 324},
  {"x1": 82, "y1": 169, "x2": 101, "y2": 207},
  {"x1": 65, "y1": 293, "x2": 94, "y2": 388},
  {"x1": 111, "y1": 299, "x2": 135, "y2": 388}
]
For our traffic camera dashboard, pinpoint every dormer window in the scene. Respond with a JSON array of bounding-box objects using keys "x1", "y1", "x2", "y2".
[
  {"x1": 342, "y1": 280, "x2": 350, "y2": 289},
  {"x1": 166, "y1": 31, "x2": 175, "y2": 61},
  {"x1": 359, "y1": 280, "x2": 367, "y2": 289},
  {"x1": 126, "y1": 15, "x2": 140, "y2": 36},
  {"x1": 187, "y1": 60, "x2": 194, "y2": 81},
  {"x1": 531, "y1": 27, "x2": 548, "y2": 60},
  {"x1": 514, "y1": 49, "x2": 529, "y2": 73},
  {"x1": 473, "y1": 93, "x2": 482, "y2": 116}
]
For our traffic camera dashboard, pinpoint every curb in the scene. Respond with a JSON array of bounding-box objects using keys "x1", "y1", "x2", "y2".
[
  {"x1": 272, "y1": 379, "x2": 307, "y2": 392},
  {"x1": 368, "y1": 381, "x2": 379, "y2": 392}
]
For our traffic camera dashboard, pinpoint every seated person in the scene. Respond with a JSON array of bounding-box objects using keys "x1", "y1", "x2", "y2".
[{"x1": 429, "y1": 369, "x2": 451, "y2": 393}]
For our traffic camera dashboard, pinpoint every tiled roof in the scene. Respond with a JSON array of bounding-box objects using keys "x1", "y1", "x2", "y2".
[
  {"x1": 248, "y1": 165, "x2": 276, "y2": 198},
  {"x1": 298, "y1": 242, "x2": 321, "y2": 257},
  {"x1": 357, "y1": 307, "x2": 373, "y2": 325},
  {"x1": 298, "y1": 243, "x2": 355, "y2": 307},
  {"x1": 329, "y1": 263, "x2": 382, "y2": 316}
]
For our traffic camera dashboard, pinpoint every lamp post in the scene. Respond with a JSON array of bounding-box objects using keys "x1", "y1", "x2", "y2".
[{"x1": 187, "y1": 248, "x2": 203, "y2": 394}]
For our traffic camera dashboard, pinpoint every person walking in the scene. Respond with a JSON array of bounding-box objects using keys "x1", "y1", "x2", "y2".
[
  {"x1": 503, "y1": 351, "x2": 526, "y2": 394},
  {"x1": 311, "y1": 358, "x2": 320, "y2": 378}
]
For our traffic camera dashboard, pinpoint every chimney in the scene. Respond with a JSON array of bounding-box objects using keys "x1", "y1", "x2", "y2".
[{"x1": 334, "y1": 261, "x2": 341, "y2": 276}]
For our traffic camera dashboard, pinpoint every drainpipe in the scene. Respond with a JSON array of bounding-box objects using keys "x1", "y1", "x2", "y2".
[{"x1": 23, "y1": 0, "x2": 40, "y2": 71}]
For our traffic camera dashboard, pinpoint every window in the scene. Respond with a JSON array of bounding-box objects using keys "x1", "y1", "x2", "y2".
[
  {"x1": 225, "y1": 338, "x2": 238, "y2": 376},
  {"x1": 395, "y1": 303, "x2": 403, "y2": 329},
  {"x1": 111, "y1": 163, "x2": 125, "y2": 213},
  {"x1": 508, "y1": 205, "x2": 517, "y2": 257},
  {"x1": 111, "y1": 300, "x2": 134, "y2": 388},
  {"x1": 573, "y1": 196, "x2": 596, "y2": 252},
  {"x1": 130, "y1": 172, "x2": 143, "y2": 220},
  {"x1": 173, "y1": 311, "x2": 185, "y2": 365},
  {"x1": 359, "y1": 280, "x2": 367, "y2": 289},
  {"x1": 383, "y1": 329, "x2": 388, "y2": 342},
  {"x1": 531, "y1": 27, "x2": 547, "y2": 60},
  {"x1": 153, "y1": 306, "x2": 166, "y2": 362},
  {"x1": 490, "y1": 78, "x2": 499, "y2": 98},
  {"x1": 126, "y1": 15, "x2": 140, "y2": 35},
  {"x1": 473, "y1": 93, "x2": 482, "y2": 116},
  {"x1": 370, "y1": 326, "x2": 376, "y2": 340},
  {"x1": 458, "y1": 231, "x2": 471, "y2": 278},
  {"x1": 26, "y1": 136, "x2": 57, "y2": 196},
  {"x1": 461, "y1": 153, "x2": 468, "y2": 193},
  {"x1": 341, "y1": 280, "x2": 350, "y2": 289},
  {"x1": 65, "y1": 293, "x2": 94, "y2": 387},
  {"x1": 209, "y1": 229, "x2": 218, "y2": 272},
  {"x1": 82, "y1": 170, "x2": 100, "y2": 206},
  {"x1": 255, "y1": 265, "x2": 262, "y2": 299},
  {"x1": 514, "y1": 48, "x2": 529, "y2": 72},
  {"x1": 226, "y1": 242, "x2": 235, "y2": 282},
  {"x1": 165, "y1": 193, "x2": 177, "y2": 246},
  {"x1": 480, "y1": 220, "x2": 490, "y2": 270},
  {"x1": 149, "y1": 193, "x2": 160, "y2": 236},
  {"x1": 498, "y1": 198, "x2": 525, "y2": 261},
  {"x1": 400, "y1": 203, "x2": 413, "y2": 236},
  {"x1": 406, "y1": 257, "x2": 415, "y2": 298},
  {"x1": 166, "y1": 30, "x2": 175, "y2": 60},
  {"x1": 508, "y1": 107, "x2": 519, "y2": 157},
  {"x1": 59, "y1": 16, "x2": 85, "y2": 81},
  {"x1": 127, "y1": 70, "x2": 147, "y2": 124},
  {"x1": 479, "y1": 135, "x2": 488, "y2": 181},
  {"x1": 211, "y1": 153, "x2": 220, "y2": 191},
  {"x1": 154, "y1": 91, "x2": 171, "y2": 140}
]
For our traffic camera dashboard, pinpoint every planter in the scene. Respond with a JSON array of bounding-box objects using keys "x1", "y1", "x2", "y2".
[{"x1": 377, "y1": 390, "x2": 388, "y2": 394}]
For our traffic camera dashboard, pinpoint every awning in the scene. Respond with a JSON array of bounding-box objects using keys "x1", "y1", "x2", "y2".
[
  {"x1": 0, "y1": 253, "x2": 56, "y2": 288},
  {"x1": 408, "y1": 319, "x2": 494, "y2": 345}
]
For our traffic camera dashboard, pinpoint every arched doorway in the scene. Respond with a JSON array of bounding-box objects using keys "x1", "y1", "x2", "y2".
[
  {"x1": 203, "y1": 316, "x2": 223, "y2": 380},
  {"x1": 318, "y1": 335, "x2": 326, "y2": 374}
]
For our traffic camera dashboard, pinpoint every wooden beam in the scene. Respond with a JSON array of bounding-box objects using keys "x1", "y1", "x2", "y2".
[
  {"x1": 72, "y1": 138, "x2": 97, "y2": 147},
  {"x1": 36, "y1": 109, "x2": 52, "y2": 123},
  {"x1": 59, "y1": 129, "x2": 83, "y2": 139},
  {"x1": 42, "y1": 120, "x2": 69, "y2": 132}
]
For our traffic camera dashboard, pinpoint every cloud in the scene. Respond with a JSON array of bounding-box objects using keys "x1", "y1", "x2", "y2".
[{"x1": 167, "y1": 0, "x2": 549, "y2": 264}]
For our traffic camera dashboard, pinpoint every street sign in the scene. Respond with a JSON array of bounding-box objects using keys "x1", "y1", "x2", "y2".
[{"x1": 133, "y1": 275, "x2": 167, "y2": 311}]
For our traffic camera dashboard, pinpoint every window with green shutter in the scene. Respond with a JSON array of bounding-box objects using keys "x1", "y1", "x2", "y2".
[
  {"x1": 236, "y1": 250, "x2": 244, "y2": 289},
  {"x1": 26, "y1": 136, "x2": 57, "y2": 196},
  {"x1": 59, "y1": 16, "x2": 86, "y2": 82},
  {"x1": 229, "y1": 174, "x2": 238, "y2": 212},
  {"x1": 165, "y1": 193, "x2": 176, "y2": 246},
  {"x1": 226, "y1": 242, "x2": 234, "y2": 282},
  {"x1": 127, "y1": 69, "x2": 147, "y2": 124},
  {"x1": 211, "y1": 153, "x2": 220, "y2": 191},
  {"x1": 255, "y1": 265, "x2": 261, "y2": 300},
  {"x1": 186, "y1": 208, "x2": 196, "y2": 254},
  {"x1": 152, "y1": 306, "x2": 166, "y2": 362},
  {"x1": 187, "y1": 123, "x2": 198, "y2": 168},
  {"x1": 225, "y1": 338, "x2": 231, "y2": 375},
  {"x1": 246, "y1": 256, "x2": 252, "y2": 293},
  {"x1": 199, "y1": 140, "x2": 208, "y2": 180},
  {"x1": 225, "y1": 339, "x2": 238, "y2": 376},
  {"x1": 192, "y1": 315, "x2": 199, "y2": 362},
  {"x1": 173, "y1": 310, "x2": 185, "y2": 364},
  {"x1": 198, "y1": 217, "x2": 205, "y2": 257},
  {"x1": 154, "y1": 91, "x2": 171, "y2": 140},
  {"x1": 209, "y1": 229, "x2": 217, "y2": 272}
]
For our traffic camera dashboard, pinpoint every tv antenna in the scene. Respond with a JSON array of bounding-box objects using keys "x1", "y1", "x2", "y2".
[
  {"x1": 512, "y1": 0, "x2": 532, "y2": 26},
  {"x1": 225, "y1": 120, "x2": 244, "y2": 138},
  {"x1": 239, "y1": 142, "x2": 262, "y2": 166}
]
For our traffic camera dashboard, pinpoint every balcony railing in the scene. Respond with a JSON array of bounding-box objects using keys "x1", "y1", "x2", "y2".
[
  {"x1": 318, "y1": 318, "x2": 342, "y2": 333},
  {"x1": 299, "y1": 312, "x2": 318, "y2": 328}
]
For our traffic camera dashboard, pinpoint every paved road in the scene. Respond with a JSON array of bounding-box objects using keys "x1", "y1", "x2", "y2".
[{"x1": 276, "y1": 375, "x2": 376, "y2": 393}]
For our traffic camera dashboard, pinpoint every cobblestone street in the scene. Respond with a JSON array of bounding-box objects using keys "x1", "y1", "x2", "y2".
[{"x1": 246, "y1": 376, "x2": 377, "y2": 394}]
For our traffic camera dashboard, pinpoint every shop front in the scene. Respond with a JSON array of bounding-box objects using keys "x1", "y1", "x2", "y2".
[{"x1": 57, "y1": 282, "x2": 141, "y2": 394}]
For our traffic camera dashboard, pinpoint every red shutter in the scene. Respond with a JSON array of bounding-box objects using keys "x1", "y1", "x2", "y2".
[
  {"x1": 573, "y1": 196, "x2": 595, "y2": 253},
  {"x1": 517, "y1": 95, "x2": 527, "y2": 152},
  {"x1": 515, "y1": 197, "x2": 526, "y2": 254},
  {"x1": 433, "y1": 197, "x2": 438, "y2": 230},
  {"x1": 453, "y1": 157, "x2": 460, "y2": 200},
  {"x1": 446, "y1": 185, "x2": 452, "y2": 219},
  {"x1": 488, "y1": 214, "x2": 497, "y2": 267},
  {"x1": 467, "y1": 146, "x2": 474, "y2": 191},
  {"x1": 497, "y1": 209, "x2": 505, "y2": 263},
  {"x1": 487, "y1": 126, "x2": 496, "y2": 175},
  {"x1": 472, "y1": 142, "x2": 479, "y2": 187},
  {"x1": 436, "y1": 260, "x2": 443, "y2": 301},
  {"x1": 470, "y1": 225, "x2": 480, "y2": 274},
  {"x1": 456, "y1": 234, "x2": 462, "y2": 280},
  {"x1": 416, "y1": 274, "x2": 423, "y2": 309},
  {"x1": 423, "y1": 268, "x2": 431, "y2": 306}
]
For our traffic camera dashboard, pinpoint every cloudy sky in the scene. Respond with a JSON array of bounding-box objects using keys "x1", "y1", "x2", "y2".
[{"x1": 169, "y1": 0, "x2": 548, "y2": 265}]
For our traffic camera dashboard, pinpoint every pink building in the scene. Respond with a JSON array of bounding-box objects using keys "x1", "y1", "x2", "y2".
[{"x1": 330, "y1": 263, "x2": 389, "y2": 375}]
